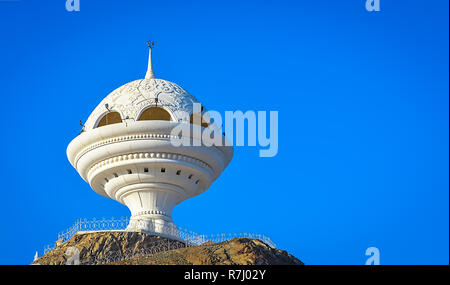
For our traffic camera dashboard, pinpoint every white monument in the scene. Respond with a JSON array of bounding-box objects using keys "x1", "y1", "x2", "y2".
[{"x1": 67, "y1": 42, "x2": 233, "y2": 237}]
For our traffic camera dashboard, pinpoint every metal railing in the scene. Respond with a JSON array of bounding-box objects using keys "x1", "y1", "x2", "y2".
[
  {"x1": 43, "y1": 217, "x2": 276, "y2": 257},
  {"x1": 57, "y1": 217, "x2": 130, "y2": 242}
]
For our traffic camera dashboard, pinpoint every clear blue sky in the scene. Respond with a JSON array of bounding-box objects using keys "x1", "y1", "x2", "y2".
[{"x1": 0, "y1": 0, "x2": 448, "y2": 265}]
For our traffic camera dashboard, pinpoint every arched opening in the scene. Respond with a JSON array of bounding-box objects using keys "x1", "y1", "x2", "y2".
[
  {"x1": 190, "y1": 113, "x2": 209, "y2": 128},
  {"x1": 138, "y1": 107, "x2": 172, "y2": 121},
  {"x1": 96, "y1": 112, "x2": 122, "y2": 128}
]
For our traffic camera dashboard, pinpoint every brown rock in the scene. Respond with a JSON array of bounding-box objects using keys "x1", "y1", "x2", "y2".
[{"x1": 34, "y1": 231, "x2": 303, "y2": 265}]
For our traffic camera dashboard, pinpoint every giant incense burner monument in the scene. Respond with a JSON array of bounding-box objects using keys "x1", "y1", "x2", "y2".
[{"x1": 67, "y1": 43, "x2": 233, "y2": 237}]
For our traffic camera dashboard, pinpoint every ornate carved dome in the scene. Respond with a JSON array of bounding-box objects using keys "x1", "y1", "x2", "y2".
[{"x1": 84, "y1": 78, "x2": 200, "y2": 130}]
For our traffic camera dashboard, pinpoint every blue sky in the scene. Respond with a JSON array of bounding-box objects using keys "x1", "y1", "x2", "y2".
[{"x1": 0, "y1": 0, "x2": 448, "y2": 265}]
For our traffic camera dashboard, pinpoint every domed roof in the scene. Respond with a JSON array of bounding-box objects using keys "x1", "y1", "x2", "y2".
[
  {"x1": 83, "y1": 43, "x2": 201, "y2": 130},
  {"x1": 83, "y1": 78, "x2": 200, "y2": 130}
]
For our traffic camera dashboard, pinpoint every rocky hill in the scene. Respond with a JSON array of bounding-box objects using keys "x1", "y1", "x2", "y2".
[{"x1": 33, "y1": 231, "x2": 303, "y2": 265}]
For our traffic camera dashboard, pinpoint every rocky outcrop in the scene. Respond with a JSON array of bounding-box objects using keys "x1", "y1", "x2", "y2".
[{"x1": 34, "y1": 231, "x2": 303, "y2": 265}]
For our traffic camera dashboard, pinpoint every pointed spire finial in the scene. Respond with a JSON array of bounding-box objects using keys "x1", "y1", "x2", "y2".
[{"x1": 145, "y1": 41, "x2": 155, "y2": 79}]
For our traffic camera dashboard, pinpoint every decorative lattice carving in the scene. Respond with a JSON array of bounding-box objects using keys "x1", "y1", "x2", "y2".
[{"x1": 85, "y1": 78, "x2": 200, "y2": 130}]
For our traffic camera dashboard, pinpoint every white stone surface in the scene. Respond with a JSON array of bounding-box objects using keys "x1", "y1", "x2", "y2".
[
  {"x1": 83, "y1": 78, "x2": 200, "y2": 130},
  {"x1": 67, "y1": 47, "x2": 233, "y2": 235}
]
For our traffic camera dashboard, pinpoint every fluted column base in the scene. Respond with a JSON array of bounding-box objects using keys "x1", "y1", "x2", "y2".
[{"x1": 126, "y1": 217, "x2": 180, "y2": 239}]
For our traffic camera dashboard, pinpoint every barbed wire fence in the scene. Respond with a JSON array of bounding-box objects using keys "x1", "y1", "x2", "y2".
[{"x1": 43, "y1": 217, "x2": 277, "y2": 263}]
